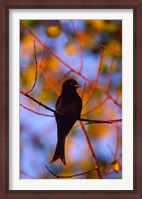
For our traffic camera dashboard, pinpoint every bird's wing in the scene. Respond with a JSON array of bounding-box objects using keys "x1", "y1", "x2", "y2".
[{"x1": 55, "y1": 95, "x2": 61, "y2": 109}]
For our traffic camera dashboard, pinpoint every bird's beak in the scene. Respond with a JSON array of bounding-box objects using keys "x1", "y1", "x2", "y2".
[{"x1": 75, "y1": 83, "x2": 81, "y2": 88}]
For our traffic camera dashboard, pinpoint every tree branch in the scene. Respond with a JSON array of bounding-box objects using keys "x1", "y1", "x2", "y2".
[
  {"x1": 20, "y1": 90, "x2": 55, "y2": 113},
  {"x1": 20, "y1": 90, "x2": 122, "y2": 124},
  {"x1": 80, "y1": 118, "x2": 122, "y2": 124}
]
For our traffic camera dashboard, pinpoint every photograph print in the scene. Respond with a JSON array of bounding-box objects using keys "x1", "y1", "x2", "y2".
[{"x1": 20, "y1": 19, "x2": 122, "y2": 179}]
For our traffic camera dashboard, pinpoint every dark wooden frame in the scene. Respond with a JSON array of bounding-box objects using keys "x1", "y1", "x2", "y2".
[{"x1": 0, "y1": 0, "x2": 142, "y2": 198}]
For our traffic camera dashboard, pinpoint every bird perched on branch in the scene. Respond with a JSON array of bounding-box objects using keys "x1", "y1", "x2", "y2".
[{"x1": 51, "y1": 79, "x2": 82, "y2": 165}]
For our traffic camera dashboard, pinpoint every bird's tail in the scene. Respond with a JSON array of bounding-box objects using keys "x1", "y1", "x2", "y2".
[{"x1": 50, "y1": 136, "x2": 66, "y2": 165}]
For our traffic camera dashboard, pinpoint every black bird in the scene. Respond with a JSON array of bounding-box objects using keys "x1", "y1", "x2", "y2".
[{"x1": 51, "y1": 79, "x2": 82, "y2": 165}]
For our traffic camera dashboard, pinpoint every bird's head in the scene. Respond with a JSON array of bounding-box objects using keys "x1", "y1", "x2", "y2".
[{"x1": 62, "y1": 79, "x2": 80, "y2": 93}]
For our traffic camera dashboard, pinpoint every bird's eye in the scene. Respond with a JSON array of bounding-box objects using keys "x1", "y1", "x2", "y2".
[{"x1": 70, "y1": 82, "x2": 73, "y2": 85}]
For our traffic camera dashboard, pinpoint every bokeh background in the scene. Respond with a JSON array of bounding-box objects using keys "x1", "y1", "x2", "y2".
[{"x1": 20, "y1": 20, "x2": 122, "y2": 179}]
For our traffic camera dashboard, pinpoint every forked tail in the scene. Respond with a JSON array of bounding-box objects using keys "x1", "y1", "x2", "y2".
[{"x1": 50, "y1": 136, "x2": 66, "y2": 165}]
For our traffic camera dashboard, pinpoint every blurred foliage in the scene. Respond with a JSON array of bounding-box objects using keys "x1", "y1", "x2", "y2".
[
  {"x1": 20, "y1": 20, "x2": 122, "y2": 180},
  {"x1": 45, "y1": 21, "x2": 62, "y2": 38},
  {"x1": 110, "y1": 159, "x2": 121, "y2": 173}
]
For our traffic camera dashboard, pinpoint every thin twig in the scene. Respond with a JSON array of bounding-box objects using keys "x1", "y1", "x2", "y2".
[
  {"x1": 106, "y1": 125, "x2": 122, "y2": 176},
  {"x1": 59, "y1": 70, "x2": 73, "y2": 81},
  {"x1": 71, "y1": 20, "x2": 83, "y2": 73},
  {"x1": 40, "y1": 42, "x2": 46, "y2": 66},
  {"x1": 100, "y1": 45, "x2": 122, "y2": 54},
  {"x1": 37, "y1": 43, "x2": 60, "y2": 96},
  {"x1": 45, "y1": 165, "x2": 97, "y2": 178},
  {"x1": 82, "y1": 82, "x2": 86, "y2": 99},
  {"x1": 21, "y1": 40, "x2": 38, "y2": 95},
  {"x1": 105, "y1": 45, "x2": 115, "y2": 92},
  {"x1": 82, "y1": 46, "x2": 104, "y2": 108},
  {"x1": 79, "y1": 121, "x2": 103, "y2": 179},
  {"x1": 37, "y1": 59, "x2": 60, "y2": 96},
  {"x1": 114, "y1": 125, "x2": 120, "y2": 158},
  {"x1": 20, "y1": 169, "x2": 35, "y2": 179},
  {"x1": 20, "y1": 103, "x2": 54, "y2": 117},
  {"x1": 82, "y1": 96, "x2": 108, "y2": 115}
]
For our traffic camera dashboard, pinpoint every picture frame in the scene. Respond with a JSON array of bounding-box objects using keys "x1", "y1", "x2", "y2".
[{"x1": 0, "y1": 0, "x2": 142, "y2": 198}]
